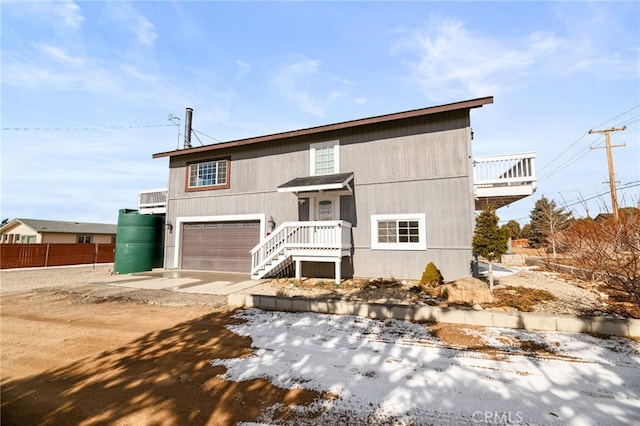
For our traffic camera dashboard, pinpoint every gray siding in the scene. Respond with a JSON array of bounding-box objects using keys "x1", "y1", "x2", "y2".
[{"x1": 163, "y1": 110, "x2": 475, "y2": 280}]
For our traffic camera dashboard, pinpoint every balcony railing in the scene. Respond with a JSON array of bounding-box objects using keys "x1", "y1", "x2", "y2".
[
  {"x1": 474, "y1": 152, "x2": 536, "y2": 186},
  {"x1": 138, "y1": 189, "x2": 168, "y2": 215},
  {"x1": 473, "y1": 152, "x2": 537, "y2": 209}
]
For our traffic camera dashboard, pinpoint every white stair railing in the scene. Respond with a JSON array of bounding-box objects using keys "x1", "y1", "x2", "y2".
[{"x1": 250, "y1": 221, "x2": 351, "y2": 279}]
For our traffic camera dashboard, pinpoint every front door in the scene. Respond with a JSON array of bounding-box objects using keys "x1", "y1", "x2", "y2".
[
  {"x1": 316, "y1": 199, "x2": 334, "y2": 221},
  {"x1": 312, "y1": 196, "x2": 339, "y2": 221},
  {"x1": 312, "y1": 196, "x2": 339, "y2": 244}
]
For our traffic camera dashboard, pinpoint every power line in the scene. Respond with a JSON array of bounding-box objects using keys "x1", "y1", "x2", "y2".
[
  {"x1": 616, "y1": 114, "x2": 640, "y2": 128},
  {"x1": 538, "y1": 114, "x2": 639, "y2": 181},
  {"x1": 2, "y1": 124, "x2": 178, "y2": 132},
  {"x1": 538, "y1": 142, "x2": 599, "y2": 181},
  {"x1": 592, "y1": 105, "x2": 640, "y2": 129},
  {"x1": 562, "y1": 182, "x2": 639, "y2": 210},
  {"x1": 537, "y1": 132, "x2": 592, "y2": 173},
  {"x1": 498, "y1": 181, "x2": 640, "y2": 224},
  {"x1": 537, "y1": 105, "x2": 639, "y2": 176}
]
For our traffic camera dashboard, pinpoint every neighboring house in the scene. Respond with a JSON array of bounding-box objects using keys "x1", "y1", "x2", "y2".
[
  {"x1": 149, "y1": 97, "x2": 536, "y2": 282},
  {"x1": 594, "y1": 208, "x2": 638, "y2": 222},
  {"x1": 0, "y1": 219, "x2": 117, "y2": 244},
  {"x1": 594, "y1": 213, "x2": 614, "y2": 222}
]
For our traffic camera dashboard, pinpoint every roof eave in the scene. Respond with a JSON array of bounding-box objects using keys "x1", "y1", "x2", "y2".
[{"x1": 153, "y1": 96, "x2": 494, "y2": 159}]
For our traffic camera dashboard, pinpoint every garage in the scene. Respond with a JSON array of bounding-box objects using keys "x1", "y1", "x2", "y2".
[{"x1": 181, "y1": 221, "x2": 261, "y2": 272}]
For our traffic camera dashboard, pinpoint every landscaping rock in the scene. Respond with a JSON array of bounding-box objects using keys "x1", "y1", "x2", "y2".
[{"x1": 439, "y1": 278, "x2": 495, "y2": 304}]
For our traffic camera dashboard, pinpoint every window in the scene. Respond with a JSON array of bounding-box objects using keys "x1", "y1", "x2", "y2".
[
  {"x1": 310, "y1": 140, "x2": 339, "y2": 175},
  {"x1": 187, "y1": 158, "x2": 230, "y2": 190},
  {"x1": 77, "y1": 235, "x2": 93, "y2": 244},
  {"x1": 371, "y1": 214, "x2": 427, "y2": 250}
]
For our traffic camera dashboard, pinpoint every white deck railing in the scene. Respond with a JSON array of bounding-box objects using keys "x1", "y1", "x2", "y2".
[
  {"x1": 251, "y1": 220, "x2": 352, "y2": 278},
  {"x1": 473, "y1": 152, "x2": 537, "y2": 187},
  {"x1": 138, "y1": 189, "x2": 168, "y2": 214}
]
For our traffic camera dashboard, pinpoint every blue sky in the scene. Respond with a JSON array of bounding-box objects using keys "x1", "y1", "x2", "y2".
[{"x1": 1, "y1": 1, "x2": 638, "y2": 225}]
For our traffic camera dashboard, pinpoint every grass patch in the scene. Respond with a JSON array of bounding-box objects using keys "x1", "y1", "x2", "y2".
[{"x1": 494, "y1": 286, "x2": 557, "y2": 312}]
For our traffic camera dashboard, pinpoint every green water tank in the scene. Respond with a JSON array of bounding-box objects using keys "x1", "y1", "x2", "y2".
[{"x1": 114, "y1": 209, "x2": 164, "y2": 274}]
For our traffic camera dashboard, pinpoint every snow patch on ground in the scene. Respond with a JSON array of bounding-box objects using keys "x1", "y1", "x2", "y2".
[
  {"x1": 477, "y1": 262, "x2": 520, "y2": 277},
  {"x1": 212, "y1": 309, "x2": 640, "y2": 425}
]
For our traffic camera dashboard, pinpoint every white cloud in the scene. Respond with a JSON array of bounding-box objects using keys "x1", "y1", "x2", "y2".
[
  {"x1": 235, "y1": 60, "x2": 251, "y2": 79},
  {"x1": 1, "y1": 0, "x2": 84, "y2": 33},
  {"x1": 392, "y1": 12, "x2": 637, "y2": 102},
  {"x1": 549, "y1": 1, "x2": 639, "y2": 77},
  {"x1": 23, "y1": 0, "x2": 85, "y2": 29},
  {"x1": 271, "y1": 58, "x2": 357, "y2": 117},
  {"x1": 3, "y1": 42, "x2": 197, "y2": 112},
  {"x1": 329, "y1": 91, "x2": 347, "y2": 101},
  {"x1": 106, "y1": 2, "x2": 158, "y2": 47},
  {"x1": 59, "y1": 0, "x2": 84, "y2": 28},
  {"x1": 392, "y1": 16, "x2": 563, "y2": 100},
  {"x1": 3, "y1": 47, "x2": 119, "y2": 95},
  {"x1": 121, "y1": 64, "x2": 159, "y2": 84},
  {"x1": 272, "y1": 58, "x2": 325, "y2": 116},
  {"x1": 36, "y1": 42, "x2": 85, "y2": 66}
]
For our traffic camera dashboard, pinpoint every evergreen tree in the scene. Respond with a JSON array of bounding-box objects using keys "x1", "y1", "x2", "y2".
[
  {"x1": 521, "y1": 223, "x2": 532, "y2": 240},
  {"x1": 528, "y1": 196, "x2": 572, "y2": 255},
  {"x1": 472, "y1": 208, "x2": 509, "y2": 291},
  {"x1": 501, "y1": 220, "x2": 522, "y2": 239}
]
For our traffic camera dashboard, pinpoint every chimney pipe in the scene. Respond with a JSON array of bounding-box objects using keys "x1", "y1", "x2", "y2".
[{"x1": 184, "y1": 107, "x2": 193, "y2": 149}]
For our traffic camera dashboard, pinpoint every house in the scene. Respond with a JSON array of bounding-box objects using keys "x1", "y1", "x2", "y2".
[
  {"x1": 594, "y1": 208, "x2": 638, "y2": 222},
  {"x1": 0, "y1": 218, "x2": 117, "y2": 244},
  {"x1": 150, "y1": 97, "x2": 536, "y2": 282}
]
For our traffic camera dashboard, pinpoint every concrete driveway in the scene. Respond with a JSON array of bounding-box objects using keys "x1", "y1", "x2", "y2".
[{"x1": 95, "y1": 270, "x2": 266, "y2": 296}]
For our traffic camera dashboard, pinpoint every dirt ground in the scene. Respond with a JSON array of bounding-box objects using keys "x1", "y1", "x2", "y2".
[
  {"x1": 0, "y1": 267, "x2": 320, "y2": 425},
  {"x1": 1, "y1": 265, "x2": 637, "y2": 425}
]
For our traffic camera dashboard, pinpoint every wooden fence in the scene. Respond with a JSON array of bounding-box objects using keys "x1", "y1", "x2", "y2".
[{"x1": 0, "y1": 243, "x2": 115, "y2": 270}]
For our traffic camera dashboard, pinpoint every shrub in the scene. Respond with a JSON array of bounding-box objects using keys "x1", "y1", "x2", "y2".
[
  {"x1": 560, "y1": 210, "x2": 640, "y2": 307},
  {"x1": 420, "y1": 262, "x2": 444, "y2": 287}
]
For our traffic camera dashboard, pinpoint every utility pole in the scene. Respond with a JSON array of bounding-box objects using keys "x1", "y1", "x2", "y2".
[{"x1": 589, "y1": 126, "x2": 626, "y2": 221}]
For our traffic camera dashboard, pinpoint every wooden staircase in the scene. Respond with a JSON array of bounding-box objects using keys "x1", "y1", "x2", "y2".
[{"x1": 250, "y1": 221, "x2": 352, "y2": 283}]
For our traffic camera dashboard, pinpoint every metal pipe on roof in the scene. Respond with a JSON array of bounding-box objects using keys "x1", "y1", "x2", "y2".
[{"x1": 184, "y1": 107, "x2": 193, "y2": 149}]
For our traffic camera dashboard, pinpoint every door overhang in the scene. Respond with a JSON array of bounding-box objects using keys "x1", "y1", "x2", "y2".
[{"x1": 277, "y1": 172, "x2": 354, "y2": 197}]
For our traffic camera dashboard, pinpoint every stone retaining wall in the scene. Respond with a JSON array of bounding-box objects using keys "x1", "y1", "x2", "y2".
[{"x1": 228, "y1": 294, "x2": 640, "y2": 338}]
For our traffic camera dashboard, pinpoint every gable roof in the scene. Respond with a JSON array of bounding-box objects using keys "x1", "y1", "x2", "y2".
[
  {"x1": 1, "y1": 218, "x2": 117, "y2": 235},
  {"x1": 153, "y1": 96, "x2": 493, "y2": 159}
]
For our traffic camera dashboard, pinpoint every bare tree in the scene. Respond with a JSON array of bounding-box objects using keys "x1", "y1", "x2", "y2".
[{"x1": 561, "y1": 208, "x2": 640, "y2": 306}]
